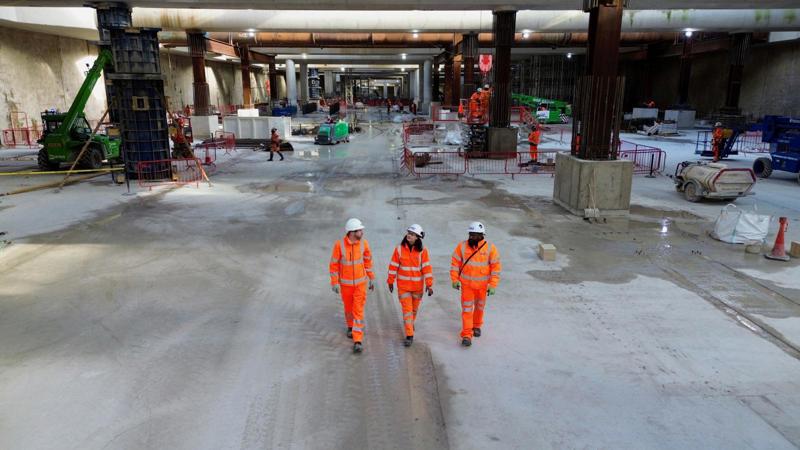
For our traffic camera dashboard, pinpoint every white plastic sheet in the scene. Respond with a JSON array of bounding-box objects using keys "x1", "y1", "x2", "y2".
[{"x1": 711, "y1": 204, "x2": 771, "y2": 244}]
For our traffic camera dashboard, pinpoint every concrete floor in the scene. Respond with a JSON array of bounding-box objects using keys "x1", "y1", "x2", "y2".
[{"x1": 1, "y1": 118, "x2": 800, "y2": 449}]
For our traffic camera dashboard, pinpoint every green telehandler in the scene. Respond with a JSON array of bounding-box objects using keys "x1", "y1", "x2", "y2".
[{"x1": 37, "y1": 48, "x2": 121, "y2": 171}]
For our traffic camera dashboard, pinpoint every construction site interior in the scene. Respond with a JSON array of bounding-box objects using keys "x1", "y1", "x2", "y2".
[{"x1": 3, "y1": 1, "x2": 800, "y2": 449}]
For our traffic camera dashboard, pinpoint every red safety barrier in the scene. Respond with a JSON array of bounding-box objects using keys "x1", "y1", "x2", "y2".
[
  {"x1": 2, "y1": 128, "x2": 41, "y2": 148},
  {"x1": 402, "y1": 122, "x2": 435, "y2": 147},
  {"x1": 136, "y1": 158, "x2": 207, "y2": 190},
  {"x1": 403, "y1": 147, "x2": 564, "y2": 178},
  {"x1": 618, "y1": 140, "x2": 666, "y2": 175},
  {"x1": 214, "y1": 131, "x2": 237, "y2": 154}
]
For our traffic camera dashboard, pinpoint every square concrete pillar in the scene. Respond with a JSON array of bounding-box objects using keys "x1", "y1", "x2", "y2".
[
  {"x1": 487, "y1": 127, "x2": 518, "y2": 154},
  {"x1": 190, "y1": 115, "x2": 219, "y2": 140},
  {"x1": 553, "y1": 153, "x2": 634, "y2": 217}
]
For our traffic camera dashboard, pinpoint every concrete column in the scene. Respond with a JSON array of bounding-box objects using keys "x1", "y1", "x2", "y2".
[
  {"x1": 299, "y1": 63, "x2": 308, "y2": 103},
  {"x1": 451, "y1": 55, "x2": 462, "y2": 106},
  {"x1": 187, "y1": 31, "x2": 210, "y2": 116},
  {"x1": 443, "y1": 58, "x2": 453, "y2": 105},
  {"x1": 423, "y1": 58, "x2": 432, "y2": 112},
  {"x1": 240, "y1": 44, "x2": 252, "y2": 108},
  {"x1": 489, "y1": 10, "x2": 515, "y2": 128},
  {"x1": 285, "y1": 59, "x2": 297, "y2": 110},
  {"x1": 383, "y1": 84, "x2": 388, "y2": 98},
  {"x1": 418, "y1": 64, "x2": 424, "y2": 102},
  {"x1": 324, "y1": 70, "x2": 334, "y2": 95},
  {"x1": 432, "y1": 58, "x2": 440, "y2": 102}
]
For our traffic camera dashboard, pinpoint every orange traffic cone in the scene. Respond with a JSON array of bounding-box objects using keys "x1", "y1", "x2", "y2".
[{"x1": 765, "y1": 217, "x2": 790, "y2": 261}]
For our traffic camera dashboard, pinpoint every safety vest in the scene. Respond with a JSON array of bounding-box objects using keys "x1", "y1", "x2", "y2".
[
  {"x1": 450, "y1": 240, "x2": 501, "y2": 289},
  {"x1": 387, "y1": 243, "x2": 433, "y2": 291},
  {"x1": 330, "y1": 236, "x2": 374, "y2": 287},
  {"x1": 528, "y1": 129, "x2": 541, "y2": 146}
]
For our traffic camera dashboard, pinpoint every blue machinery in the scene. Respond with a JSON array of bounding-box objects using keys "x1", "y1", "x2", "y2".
[{"x1": 752, "y1": 115, "x2": 800, "y2": 181}]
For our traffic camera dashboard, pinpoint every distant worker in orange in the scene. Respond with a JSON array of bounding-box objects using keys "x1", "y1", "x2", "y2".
[
  {"x1": 480, "y1": 84, "x2": 492, "y2": 120},
  {"x1": 450, "y1": 222, "x2": 501, "y2": 347},
  {"x1": 711, "y1": 121, "x2": 724, "y2": 162},
  {"x1": 268, "y1": 128, "x2": 284, "y2": 161},
  {"x1": 469, "y1": 88, "x2": 483, "y2": 121},
  {"x1": 387, "y1": 224, "x2": 434, "y2": 347},
  {"x1": 527, "y1": 123, "x2": 541, "y2": 165},
  {"x1": 170, "y1": 117, "x2": 193, "y2": 159},
  {"x1": 330, "y1": 218, "x2": 375, "y2": 353},
  {"x1": 646, "y1": 99, "x2": 656, "y2": 108}
]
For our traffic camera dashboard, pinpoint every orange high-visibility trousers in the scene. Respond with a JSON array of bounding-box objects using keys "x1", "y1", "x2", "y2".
[
  {"x1": 529, "y1": 145, "x2": 538, "y2": 162},
  {"x1": 398, "y1": 290, "x2": 423, "y2": 337},
  {"x1": 460, "y1": 285, "x2": 488, "y2": 338},
  {"x1": 340, "y1": 283, "x2": 367, "y2": 342}
]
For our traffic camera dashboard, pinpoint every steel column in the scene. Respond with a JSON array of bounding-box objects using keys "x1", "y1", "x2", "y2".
[
  {"x1": 462, "y1": 32, "x2": 478, "y2": 98},
  {"x1": 723, "y1": 33, "x2": 751, "y2": 113},
  {"x1": 188, "y1": 31, "x2": 210, "y2": 116},
  {"x1": 489, "y1": 9, "x2": 515, "y2": 128},
  {"x1": 240, "y1": 44, "x2": 252, "y2": 108}
]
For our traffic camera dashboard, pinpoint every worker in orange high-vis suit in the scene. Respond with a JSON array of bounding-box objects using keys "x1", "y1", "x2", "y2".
[
  {"x1": 480, "y1": 84, "x2": 492, "y2": 121},
  {"x1": 528, "y1": 123, "x2": 541, "y2": 165},
  {"x1": 330, "y1": 218, "x2": 375, "y2": 353},
  {"x1": 387, "y1": 224, "x2": 434, "y2": 347},
  {"x1": 450, "y1": 221, "x2": 501, "y2": 347},
  {"x1": 469, "y1": 89, "x2": 483, "y2": 121},
  {"x1": 711, "y1": 121, "x2": 724, "y2": 162}
]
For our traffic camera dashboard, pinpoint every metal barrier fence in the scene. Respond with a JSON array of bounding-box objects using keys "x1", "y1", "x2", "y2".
[
  {"x1": 402, "y1": 123, "x2": 435, "y2": 147},
  {"x1": 136, "y1": 158, "x2": 207, "y2": 190},
  {"x1": 403, "y1": 147, "x2": 562, "y2": 178},
  {"x1": 403, "y1": 142, "x2": 664, "y2": 178},
  {"x1": 618, "y1": 141, "x2": 666, "y2": 175},
  {"x1": 695, "y1": 130, "x2": 770, "y2": 156},
  {"x1": 2, "y1": 128, "x2": 42, "y2": 148},
  {"x1": 213, "y1": 131, "x2": 237, "y2": 154}
]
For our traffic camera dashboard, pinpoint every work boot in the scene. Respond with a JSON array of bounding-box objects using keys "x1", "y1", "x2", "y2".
[
  {"x1": 404, "y1": 336, "x2": 414, "y2": 347},
  {"x1": 347, "y1": 327, "x2": 353, "y2": 339},
  {"x1": 473, "y1": 328, "x2": 482, "y2": 337},
  {"x1": 461, "y1": 337, "x2": 472, "y2": 347},
  {"x1": 353, "y1": 342, "x2": 363, "y2": 353}
]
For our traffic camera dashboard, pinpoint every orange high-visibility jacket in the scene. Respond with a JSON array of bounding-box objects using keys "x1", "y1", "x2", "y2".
[
  {"x1": 528, "y1": 129, "x2": 541, "y2": 146},
  {"x1": 330, "y1": 236, "x2": 375, "y2": 287},
  {"x1": 450, "y1": 240, "x2": 501, "y2": 289},
  {"x1": 387, "y1": 243, "x2": 433, "y2": 291},
  {"x1": 712, "y1": 127, "x2": 724, "y2": 144}
]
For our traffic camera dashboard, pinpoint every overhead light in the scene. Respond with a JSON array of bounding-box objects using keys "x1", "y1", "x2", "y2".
[
  {"x1": 401, "y1": 53, "x2": 407, "y2": 60},
  {"x1": 341, "y1": 67, "x2": 345, "y2": 72},
  {"x1": 401, "y1": 67, "x2": 405, "y2": 72},
  {"x1": 412, "y1": 30, "x2": 419, "y2": 38},
  {"x1": 302, "y1": 53, "x2": 307, "y2": 59},
  {"x1": 245, "y1": 28, "x2": 255, "y2": 32},
  {"x1": 684, "y1": 30, "x2": 693, "y2": 38},
  {"x1": 566, "y1": 52, "x2": 573, "y2": 59},
  {"x1": 522, "y1": 30, "x2": 530, "y2": 39}
]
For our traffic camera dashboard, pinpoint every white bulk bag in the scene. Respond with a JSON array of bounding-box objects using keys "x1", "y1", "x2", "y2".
[{"x1": 711, "y1": 204, "x2": 771, "y2": 244}]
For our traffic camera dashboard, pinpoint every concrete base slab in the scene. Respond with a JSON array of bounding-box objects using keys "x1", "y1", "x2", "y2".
[
  {"x1": 553, "y1": 153, "x2": 634, "y2": 217},
  {"x1": 237, "y1": 108, "x2": 259, "y2": 117},
  {"x1": 487, "y1": 127, "x2": 517, "y2": 155},
  {"x1": 190, "y1": 115, "x2": 220, "y2": 139}
]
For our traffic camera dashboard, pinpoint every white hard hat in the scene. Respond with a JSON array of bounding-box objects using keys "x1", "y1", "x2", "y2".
[
  {"x1": 345, "y1": 218, "x2": 365, "y2": 232},
  {"x1": 407, "y1": 224, "x2": 425, "y2": 238},
  {"x1": 484, "y1": 84, "x2": 490, "y2": 89},
  {"x1": 468, "y1": 221, "x2": 485, "y2": 234},
  {"x1": 715, "y1": 122, "x2": 722, "y2": 127}
]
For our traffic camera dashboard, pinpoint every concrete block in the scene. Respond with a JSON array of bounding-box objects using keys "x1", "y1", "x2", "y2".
[
  {"x1": 538, "y1": 243, "x2": 556, "y2": 261},
  {"x1": 632, "y1": 108, "x2": 658, "y2": 119},
  {"x1": 790, "y1": 241, "x2": 800, "y2": 258},
  {"x1": 222, "y1": 116, "x2": 291, "y2": 140},
  {"x1": 237, "y1": 108, "x2": 259, "y2": 117},
  {"x1": 189, "y1": 115, "x2": 220, "y2": 140},
  {"x1": 487, "y1": 127, "x2": 518, "y2": 155},
  {"x1": 553, "y1": 153, "x2": 634, "y2": 217},
  {"x1": 665, "y1": 109, "x2": 696, "y2": 128}
]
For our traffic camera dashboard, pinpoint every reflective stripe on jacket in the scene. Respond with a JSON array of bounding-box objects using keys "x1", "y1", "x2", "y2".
[
  {"x1": 330, "y1": 236, "x2": 375, "y2": 286},
  {"x1": 450, "y1": 240, "x2": 501, "y2": 289},
  {"x1": 387, "y1": 244, "x2": 433, "y2": 291}
]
